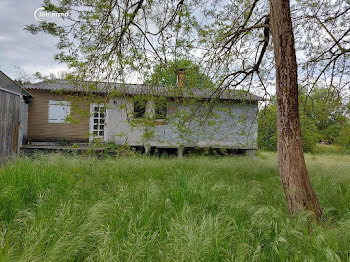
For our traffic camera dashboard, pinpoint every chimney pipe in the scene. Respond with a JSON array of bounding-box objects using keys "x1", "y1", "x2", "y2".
[{"x1": 177, "y1": 69, "x2": 185, "y2": 88}]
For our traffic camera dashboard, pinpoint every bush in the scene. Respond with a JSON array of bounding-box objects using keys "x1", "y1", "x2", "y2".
[
  {"x1": 335, "y1": 123, "x2": 350, "y2": 149},
  {"x1": 103, "y1": 143, "x2": 140, "y2": 157},
  {"x1": 300, "y1": 112, "x2": 318, "y2": 153},
  {"x1": 258, "y1": 105, "x2": 277, "y2": 151},
  {"x1": 258, "y1": 106, "x2": 318, "y2": 152},
  {"x1": 317, "y1": 124, "x2": 342, "y2": 144}
]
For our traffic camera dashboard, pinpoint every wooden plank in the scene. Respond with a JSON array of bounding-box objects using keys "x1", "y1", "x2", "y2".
[
  {"x1": 21, "y1": 145, "x2": 104, "y2": 150},
  {"x1": 27, "y1": 89, "x2": 91, "y2": 141},
  {"x1": 0, "y1": 90, "x2": 20, "y2": 161}
]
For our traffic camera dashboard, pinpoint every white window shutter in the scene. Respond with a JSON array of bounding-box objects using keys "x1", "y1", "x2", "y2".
[
  {"x1": 48, "y1": 102, "x2": 59, "y2": 122},
  {"x1": 48, "y1": 100, "x2": 71, "y2": 123}
]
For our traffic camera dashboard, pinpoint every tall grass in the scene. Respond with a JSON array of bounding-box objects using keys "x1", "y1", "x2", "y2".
[{"x1": 0, "y1": 153, "x2": 349, "y2": 261}]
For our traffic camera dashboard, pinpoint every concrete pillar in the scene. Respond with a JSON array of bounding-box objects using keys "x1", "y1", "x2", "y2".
[
  {"x1": 144, "y1": 146, "x2": 151, "y2": 155},
  {"x1": 177, "y1": 146, "x2": 184, "y2": 158}
]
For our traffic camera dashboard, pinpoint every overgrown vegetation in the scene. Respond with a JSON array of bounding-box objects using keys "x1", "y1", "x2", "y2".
[
  {"x1": 145, "y1": 59, "x2": 214, "y2": 89},
  {"x1": 259, "y1": 87, "x2": 350, "y2": 152},
  {"x1": 0, "y1": 153, "x2": 349, "y2": 261}
]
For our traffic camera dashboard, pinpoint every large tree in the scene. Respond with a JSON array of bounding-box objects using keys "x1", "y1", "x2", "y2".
[
  {"x1": 269, "y1": 0, "x2": 321, "y2": 216},
  {"x1": 27, "y1": 0, "x2": 350, "y2": 218}
]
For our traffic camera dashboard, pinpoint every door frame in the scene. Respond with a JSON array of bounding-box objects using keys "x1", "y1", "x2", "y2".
[{"x1": 89, "y1": 103, "x2": 108, "y2": 142}]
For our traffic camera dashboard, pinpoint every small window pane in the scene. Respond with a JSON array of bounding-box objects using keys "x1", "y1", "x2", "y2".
[
  {"x1": 100, "y1": 125, "x2": 104, "y2": 130},
  {"x1": 99, "y1": 131, "x2": 104, "y2": 136},
  {"x1": 100, "y1": 119, "x2": 105, "y2": 124},
  {"x1": 94, "y1": 113, "x2": 98, "y2": 117},
  {"x1": 100, "y1": 113, "x2": 105, "y2": 118}
]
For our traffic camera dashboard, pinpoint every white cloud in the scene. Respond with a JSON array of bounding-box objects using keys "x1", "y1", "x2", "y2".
[{"x1": 0, "y1": 0, "x2": 64, "y2": 79}]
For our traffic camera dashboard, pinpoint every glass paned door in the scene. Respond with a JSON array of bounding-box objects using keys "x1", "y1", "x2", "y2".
[{"x1": 90, "y1": 104, "x2": 106, "y2": 141}]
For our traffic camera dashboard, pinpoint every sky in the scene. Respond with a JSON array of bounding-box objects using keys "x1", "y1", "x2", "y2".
[
  {"x1": 0, "y1": 0, "x2": 67, "y2": 80},
  {"x1": 0, "y1": 0, "x2": 347, "y2": 100}
]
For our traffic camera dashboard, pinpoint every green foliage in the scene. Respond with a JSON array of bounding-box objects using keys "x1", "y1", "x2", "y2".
[
  {"x1": 103, "y1": 143, "x2": 140, "y2": 157},
  {"x1": 0, "y1": 153, "x2": 350, "y2": 261},
  {"x1": 259, "y1": 87, "x2": 349, "y2": 152},
  {"x1": 299, "y1": 112, "x2": 318, "y2": 153},
  {"x1": 258, "y1": 104, "x2": 277, "y2": 151},
  {"x1": 318, "y1": 124, "x2": 342, "y2": 144},
  {"x1": 146, "y1": 59, "x2": 214, "y2": 89},
  {"x1": 299, "y1": 87, "x2": 347, "y2": 144},
  {"x1": 314, "y1": 144, "x2": 347, "y2": 155},
  {"x1": 258, "y1": 102, "x2": 318, "y2": 152},
  {"x1": 56, "y1": 138, "x2": 71, "y2": 146},
  {"x1": 335, "y1": 123, "x2": 350, "y2": 149},
  {"x1": 14, "y1": 79, "x2": 31, "y2": 86}
]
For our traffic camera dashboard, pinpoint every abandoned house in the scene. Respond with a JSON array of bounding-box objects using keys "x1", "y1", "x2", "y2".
[
  {"x1": 22, "y1": 72, "x2": 262, "y2": 154},
  {"x1": 0, "y1": 71, "x2": 32, "y2": 160}
]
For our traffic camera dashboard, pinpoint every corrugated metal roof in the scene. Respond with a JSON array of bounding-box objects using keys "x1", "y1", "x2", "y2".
[
  {"x1": 0, "y1": 71, "x2": 32, "y2": 98},
  {"x1": 24, "y1": 79, "x2": 263, "y2": 101}
]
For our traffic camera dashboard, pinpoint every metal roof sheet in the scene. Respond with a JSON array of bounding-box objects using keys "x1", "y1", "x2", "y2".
[
  {"x1": 0, "y1": 71, "x2": 32, "y2": 98},
  {"x1": 24, "y1": 79, "x2": 263, "y2": 101}
]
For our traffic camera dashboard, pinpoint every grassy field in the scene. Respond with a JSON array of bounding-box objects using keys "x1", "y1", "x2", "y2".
[{"x1": 0, "y1": 153, "x2": 349, "y2": 261}]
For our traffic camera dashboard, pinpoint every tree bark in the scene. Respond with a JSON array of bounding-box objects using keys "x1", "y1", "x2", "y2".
[{"x1": 269, "y1": 0, "x2": 322, "y2": 218}]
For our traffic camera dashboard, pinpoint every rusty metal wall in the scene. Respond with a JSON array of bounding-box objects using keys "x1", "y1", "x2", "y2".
[{"x1": 0, "y1": 88, "x2": 21, "y2": 161}]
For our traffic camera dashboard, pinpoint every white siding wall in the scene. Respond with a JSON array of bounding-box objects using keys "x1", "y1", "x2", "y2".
[{"x1": 105, "y1": 97, "x2": 258, "y2": 149}]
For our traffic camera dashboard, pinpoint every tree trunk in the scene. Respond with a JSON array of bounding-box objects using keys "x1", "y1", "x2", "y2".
[{"x1": 269, "y1": 0, "x2": 322, "y2": 218}]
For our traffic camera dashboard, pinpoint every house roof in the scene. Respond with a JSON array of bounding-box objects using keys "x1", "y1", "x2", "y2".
[
  {"x1": 24, "y1": 79, "x2": 263, "y2": 101},
  {"x1": 0, "y1": 71, "x2": 32, "y2": 101}
]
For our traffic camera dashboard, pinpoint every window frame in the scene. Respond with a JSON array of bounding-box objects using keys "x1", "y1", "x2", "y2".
[
  {"x1": 133, "y1": 99, "x2": 147, "y2": 119},
  {"x1": 89, "y1": 103, "x2": 107, "y2": 142},
  {"x1": 154, "y1": 100, "x2": 168, "y2": 120}
]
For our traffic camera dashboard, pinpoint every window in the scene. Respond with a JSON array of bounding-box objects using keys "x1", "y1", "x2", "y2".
[
  {"x1": 133, "y1": 99, "x2": 146, "y2": 118},
  {"x1": 48, "y1": 100, "x2": 71, "y2": 123},
  {"x1": 155, "y1": 101, "x2": 167, "y2": 119}
]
